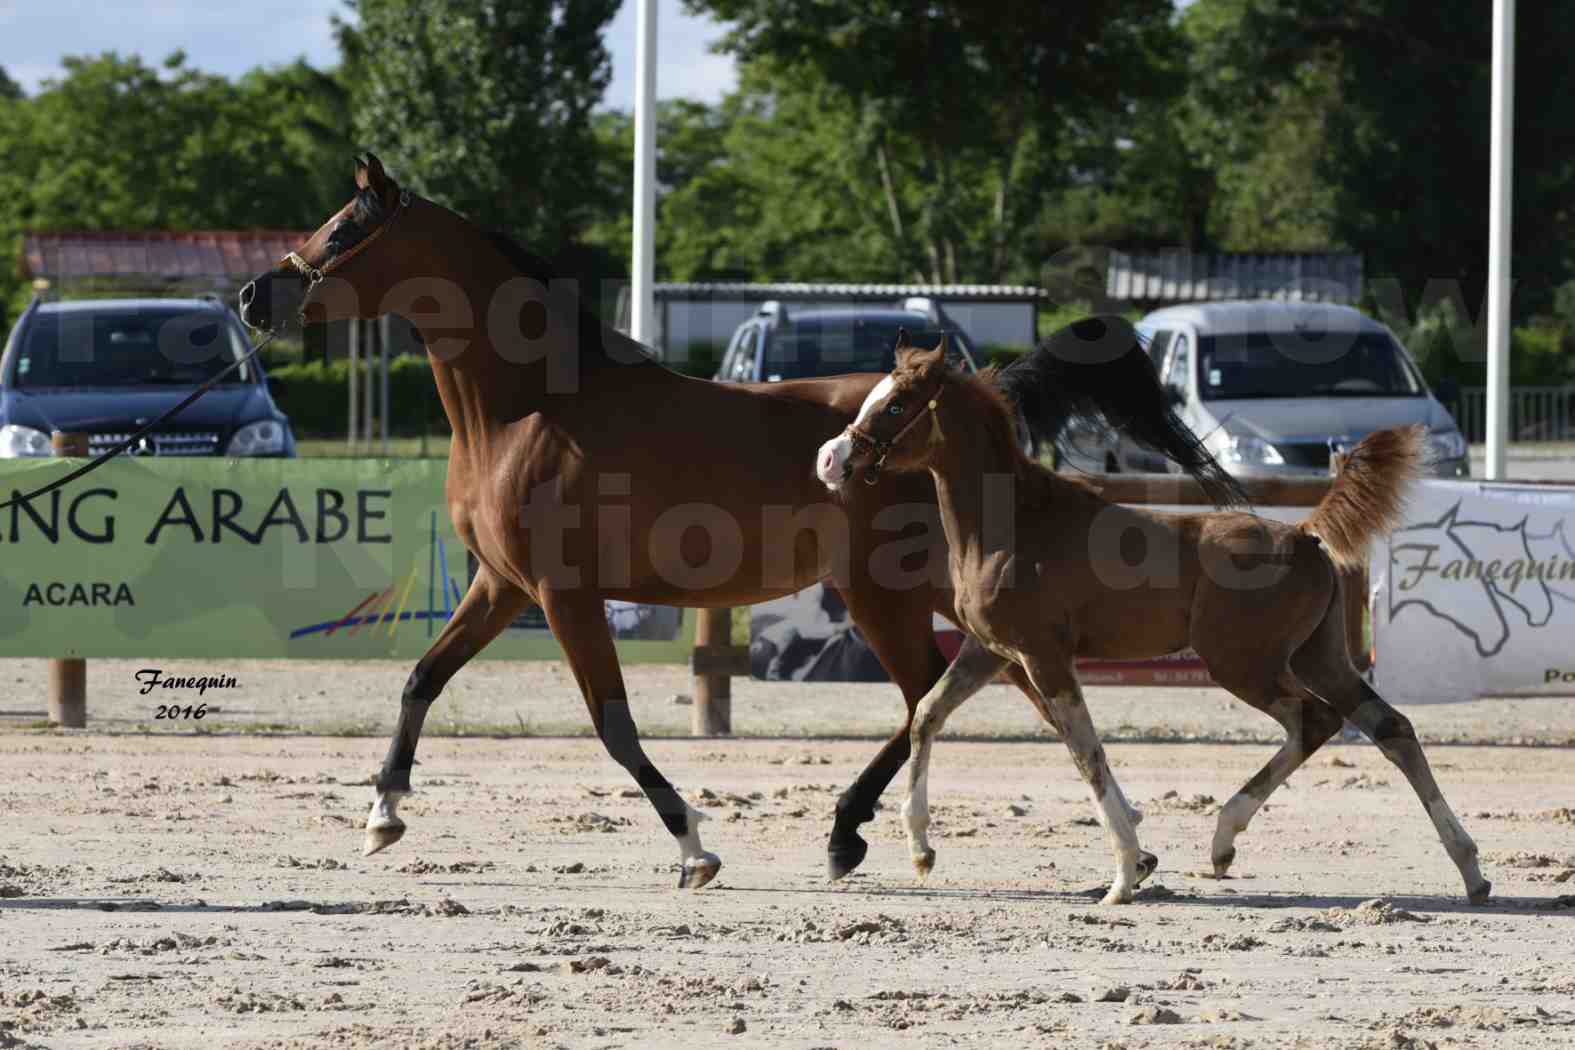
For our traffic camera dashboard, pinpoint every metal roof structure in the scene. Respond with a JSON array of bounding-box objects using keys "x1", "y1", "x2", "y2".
[
  {"x1": 1106, "y1": 251, "x2": 1363, "y2": 304},
  {"x1": 649, "y1": 282, "x2": 1048, "y2": 301},
  {"x1": 20, "y1": 230, "x2": 308, "y2": 287}
]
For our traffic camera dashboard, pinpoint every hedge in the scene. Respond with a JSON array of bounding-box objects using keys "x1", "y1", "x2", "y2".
[{"x1": 268, "y1": 357, "x2": 447, "y2": 437}]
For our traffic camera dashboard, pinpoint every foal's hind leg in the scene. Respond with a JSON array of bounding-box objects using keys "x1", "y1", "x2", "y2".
[
  {"x1": 366, "y1": 565, "x2": 531, "y2": 855},
  {"x1": 1205, "y1": 678, "x2": 1344, "y2": 878},
  {"x1": 903, "y1": 638, "x2": 1008, "y2": 878},
  {"x1": 539, "y1": 587, "x2": 720, "y2": 889},
  {"x1": 1308, "y1": 676, "x2": 1490, "y2": 903},
  {"x1": 1292, "y1": 593, "x2": 1491, "y2": 903},
  {"x1": 1018, "y1": 654, "x2": 1145, "y2": 905}
]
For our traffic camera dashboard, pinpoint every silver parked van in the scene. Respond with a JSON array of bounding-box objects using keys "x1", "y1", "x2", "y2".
[{"x1": 1119, "y1": 300, "x2": 1468, "y2": 479}]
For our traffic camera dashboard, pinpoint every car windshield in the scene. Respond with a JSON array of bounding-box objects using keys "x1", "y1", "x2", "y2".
[
  {"x1": 1198, "y1": 331, "x2": 1423, "y2": 400},
  {"x1": 14, "y1": 308, "x2": 255, "y2": 388},
  {"x1": 762, "y1": 321, "x2": 972, "y2": 380}
]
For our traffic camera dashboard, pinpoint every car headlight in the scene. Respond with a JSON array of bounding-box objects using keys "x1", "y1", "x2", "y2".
[
  {"x1": 1428, "y1": 428, "x2": 1467, "y2": 461},
  {"x1": 0, "y1": 424, "x2": 53, "y2": 458},
  {"x1": 1207, "y1": 430, "x2": 1285, "y2": 467},
  {"x1": 226, "y1": 420, "x2": 288, "y2": 456}
]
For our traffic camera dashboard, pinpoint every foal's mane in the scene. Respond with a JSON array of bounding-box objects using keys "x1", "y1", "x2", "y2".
[{"x1": 937, "y1": 367, "x2": 1098, "y2": 501}]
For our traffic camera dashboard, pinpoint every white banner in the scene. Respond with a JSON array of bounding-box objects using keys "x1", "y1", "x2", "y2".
[{"x1": 1374, "y1": 479, "x2": 1575, "y2": 703}]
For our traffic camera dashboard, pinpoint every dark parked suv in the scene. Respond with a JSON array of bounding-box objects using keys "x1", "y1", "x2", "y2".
[
  {"x1": 0, "y1": 297, "x2": 295, "y2": 458},
  {"x1": 714, "y1": 299, "x2": 979, "y2": 383}
]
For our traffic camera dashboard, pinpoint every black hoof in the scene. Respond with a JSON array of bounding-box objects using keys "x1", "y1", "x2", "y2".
[
  {"x1": 1468, "y1": 879, "x2": 1492, "y2": 906},
  {"x1": 827, "y1": 834, "x2": 869, "y2": 881},
  {"x1": 1136, "y1": 850, "x2": 1160, "y2": 885}
]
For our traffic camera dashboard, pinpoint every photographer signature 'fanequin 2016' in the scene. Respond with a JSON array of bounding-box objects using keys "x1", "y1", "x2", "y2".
[{"x1": 134, "y1": 668, "x2": 239, "y2": 696}]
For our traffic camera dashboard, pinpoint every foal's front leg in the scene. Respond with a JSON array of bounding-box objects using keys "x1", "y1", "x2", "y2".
[
  {"x1": 365, "y1": 567, "x2": 530, "y2": 855},
  {"x1": 1020, "y1": 654, "x2": 1146, "y2": 905},
  {"x1": 539, "y1": 588, "x2": 720, "y2": 889},
  {"x1": 904, "y1": 638, "x2": 1009, "y2": 877}
]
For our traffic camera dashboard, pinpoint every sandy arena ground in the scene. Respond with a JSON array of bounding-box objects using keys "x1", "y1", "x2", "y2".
[{"x1": 3, "y1": 661, "x2": 1574, "y2": 1049}]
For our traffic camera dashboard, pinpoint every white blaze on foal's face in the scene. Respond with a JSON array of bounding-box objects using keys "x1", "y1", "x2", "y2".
[{"x1": 816, "y1": 375, "x2": 894, "y2": 491}]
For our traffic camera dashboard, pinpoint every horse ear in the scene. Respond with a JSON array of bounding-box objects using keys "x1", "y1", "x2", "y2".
[
  {"x1": 360, "y1": 152, "x2": 396, "y2": 202},
  {"x1": 935, "y1": 332, "x2": 950, "y2": 357},
  {"x1": 364, "y1": 152, "x2": 389, "y2": 185},
  {"x1": 894, "y1": 327, "x2": 911, "y2": 351},
  {"x1": 353, "y1": 154, "x2": 370, "y2": 189}
]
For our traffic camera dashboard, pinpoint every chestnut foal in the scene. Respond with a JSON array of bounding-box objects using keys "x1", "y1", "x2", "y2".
[{"x1": 816, "y1": 340, "x2": 1490, "y2": 905}]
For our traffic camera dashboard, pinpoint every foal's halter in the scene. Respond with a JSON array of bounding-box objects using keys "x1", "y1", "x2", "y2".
[
  {"x1": 844, "y1": 377, "x2": 947, "y2": 485},
  {"x1": 281, "y1": 188, "x2": 415, "y2": 322}
]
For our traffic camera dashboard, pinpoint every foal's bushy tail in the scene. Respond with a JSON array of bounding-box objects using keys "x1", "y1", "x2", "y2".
[
  {"x1": 993, "y1": 315, "x2": 1250, "y2": 508},
  {"x1": 1301, "y1": 424, "x2": 1426, "y2": 571}
]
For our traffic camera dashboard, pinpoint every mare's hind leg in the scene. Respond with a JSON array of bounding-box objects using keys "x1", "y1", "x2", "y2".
[
  {"x1": 538, "y1": 587, "x2": 719, "y2": 889},
  {"x1": 1018, "y1": 653, "x2": 1145, "y2": 904},
  {"x1": 823, "y1": 584, "x2": 950, "y2": 881},
  {"x1": 366, "y1": 564, "x2": 530, "y2": 855},
  {"x1": 903, "y1": 638, "x2": 1008, "y2": 878},
  {"x1": 1290, "y1": 596, "x2": 1490, "y2": 903}
]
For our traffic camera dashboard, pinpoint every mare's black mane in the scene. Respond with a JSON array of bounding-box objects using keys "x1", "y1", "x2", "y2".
[
  {"x1": 482, "y1": 230, "x2": 645, "y2": 370},
  {"x1": 993, "y1": 315, "x2": 1249, "y2": 508}
]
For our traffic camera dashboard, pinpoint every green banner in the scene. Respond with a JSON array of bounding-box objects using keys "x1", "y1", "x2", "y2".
[{"x1": 0, "y1": 458, "x2": 691, "y2": 662}]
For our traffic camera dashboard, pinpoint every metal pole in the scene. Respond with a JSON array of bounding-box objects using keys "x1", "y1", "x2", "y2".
[
  {"x1": 1485, "y1": 0, "x2": 1516, "y2": 479},
  {"x1": 630, "y1": 0, "x2": 658, "y2": 347},
  {"x1": 347, "y1": 320, "x2": 359, "y2": 452},
  {"x1": 48, "y1": 432, "x2": 88, "y2": 728},
  {"x1": 362, "y1": 320, "x2": 374, "y2": 447},
  {"x1": 380, "y1": 315, "x2": 391, "y2": 456}
]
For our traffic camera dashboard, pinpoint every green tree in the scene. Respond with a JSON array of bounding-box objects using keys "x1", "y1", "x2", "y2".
[
  {"x1": 337, "y1": 0, "x2": 621, "y2": 259},
  {"x1": 1200, "y1": 0, "x2": 1575, "y2": 318},
  {"x1": 0, "y1": 67, "x2": 21, "y2": 100},
  {"x1": 0, "y1": 53, "x2": 352, "y2": 313},
  {"x1": 683, "y1": 0, "x2": 1177, "y2": 284}
]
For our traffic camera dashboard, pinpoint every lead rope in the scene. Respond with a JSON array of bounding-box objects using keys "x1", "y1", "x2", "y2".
[{"x1": 0, "y1": 329, "x2": 278, "y2": 511}]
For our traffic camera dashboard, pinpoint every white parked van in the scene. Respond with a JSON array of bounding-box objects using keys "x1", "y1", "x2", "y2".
[{"x1": 1116, "y1": 300, "x2": 1468, "y2": 479}]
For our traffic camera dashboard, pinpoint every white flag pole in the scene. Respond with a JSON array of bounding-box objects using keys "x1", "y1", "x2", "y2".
[
  {"x1": 630, "y1": 0, "x2": 658, "y2": 349},
  {"x1": 1485, "y1": 0, "x2": 1515, "y2": 479}
]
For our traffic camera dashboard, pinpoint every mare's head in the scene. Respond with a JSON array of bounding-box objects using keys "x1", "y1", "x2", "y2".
[
  {"x1": 816, "y1": 330, "x2": 985, "y2": 490},
  {"x1": 238, "y1": 153, "x2": 419, "y2": 331}
]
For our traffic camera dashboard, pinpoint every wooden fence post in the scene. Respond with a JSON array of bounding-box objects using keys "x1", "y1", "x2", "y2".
[
  {"x1": 690, "y1": 607, "x2": 745, "y2": 736},
  {"x1": 48, "y1": 432, "x2": 88, "y2": 728}
]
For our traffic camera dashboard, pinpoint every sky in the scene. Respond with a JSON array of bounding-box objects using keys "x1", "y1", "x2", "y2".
[{"x1": 0, "y1": 0, "x2": 739, "y2": 110}]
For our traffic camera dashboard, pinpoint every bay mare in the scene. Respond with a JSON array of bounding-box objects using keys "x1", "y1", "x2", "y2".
[
  {"x1": 238, "y1": 154, "x2": 1240, "y2": 887},
  {"x1": 816, "y1": 341, "x2": 1490, "y2": 904}
]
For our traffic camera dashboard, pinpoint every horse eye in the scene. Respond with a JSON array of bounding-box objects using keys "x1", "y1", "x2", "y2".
[{"x1": 888, "y1": 402, "x2": 904, "y2": 416}]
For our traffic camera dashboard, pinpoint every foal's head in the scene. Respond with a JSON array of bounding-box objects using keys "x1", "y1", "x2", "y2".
[
  {"x1": 238, "y1": 153, "x2": 416, "y2": 331},
  {"x1": 816, "y1": 331, "x2": 987, "y2": 490}
]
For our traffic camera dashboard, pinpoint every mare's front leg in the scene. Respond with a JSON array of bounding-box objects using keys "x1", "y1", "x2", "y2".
[
  {"x1": 825, "y1": 583, "x2": 950, "y2": 880},
  {"x1": 538, "y1": 587, "x2": 720, "y2": 889},
  {"x1": 366, "y1": 564, "x2": 530, "y2": 855}
]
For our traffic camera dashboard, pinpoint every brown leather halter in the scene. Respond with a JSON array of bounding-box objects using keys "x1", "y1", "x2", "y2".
[
  {"x1": 843, "y1": 376, "x2": 946, "y2": 484},
  {"x1": 280, "y1": 188, "x2": 414, "y2": 322}
]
